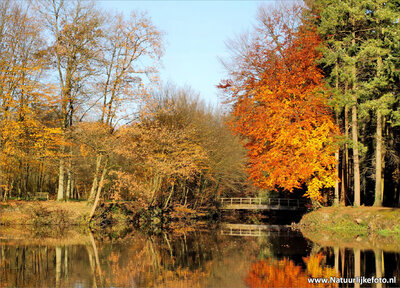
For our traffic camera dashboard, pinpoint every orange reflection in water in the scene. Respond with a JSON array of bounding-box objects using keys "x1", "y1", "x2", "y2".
[{"x1": 245, "y1": 253, "x2": 338, "y2": 288}]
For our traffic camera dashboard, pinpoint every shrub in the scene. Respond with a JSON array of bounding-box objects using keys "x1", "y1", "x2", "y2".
[{"x1": 29, "y1": 205, "x2": 72, "y2": 227}]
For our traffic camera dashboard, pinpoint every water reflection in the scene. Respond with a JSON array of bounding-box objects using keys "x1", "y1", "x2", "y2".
[
  {"x1": 245, "y1": 254, "x2": 337, "y2": 288},
  {"x1": 1, "y1": 225, "x2": 399, "y2": 287}
]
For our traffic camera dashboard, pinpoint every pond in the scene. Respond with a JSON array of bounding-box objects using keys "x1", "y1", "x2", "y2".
[{"x1": 1, "y1": 224, "x2": 399, "y2": 287}]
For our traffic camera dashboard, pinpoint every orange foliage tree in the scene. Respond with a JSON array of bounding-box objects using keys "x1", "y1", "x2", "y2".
[
  {"x1": 113, "y1": 113, "x2": 209, "y2": 207},
  {"x1": 219, "y1": 4, "x2": 339, "y2": 201},
  {"x1": 0, "y1": 1, "x2": 63, "y2": 199}
]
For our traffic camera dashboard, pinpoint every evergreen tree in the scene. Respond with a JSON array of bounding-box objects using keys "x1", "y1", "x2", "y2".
[{"x1": 310, "y1": 0, "x2": 400, "y2": 207}]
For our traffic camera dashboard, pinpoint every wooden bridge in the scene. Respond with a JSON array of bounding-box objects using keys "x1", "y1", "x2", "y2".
[
  {"x1": 221, "y1": 224, "x2": 289, "y2": 237},
  {"x1": 220, "y1": 198, "x2": 307, "y2": 211}
]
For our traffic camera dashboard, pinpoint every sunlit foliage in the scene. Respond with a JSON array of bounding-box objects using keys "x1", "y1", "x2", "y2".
[
  {"x1": 110, "y1": 86, "x2": 248, "y2": 209},
  {"x1": 219, "y1": 4, "x2": 339, "y2": 201}
]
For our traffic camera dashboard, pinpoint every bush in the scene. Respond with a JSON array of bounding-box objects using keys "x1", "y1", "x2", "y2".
[{"x1": 29, "y1": 205, "x2": 72, "y2": 227}]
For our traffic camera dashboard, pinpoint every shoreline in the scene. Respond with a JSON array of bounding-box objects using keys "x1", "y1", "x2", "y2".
[
  {"x1": 298, "y1": 206, "x2": 400, "y2": 252},
  {"x1": 0, "y1": 200, "x2": 91, "y2": 227},
  {"x1": 3, "y1": 200, "x2": 400, "y2": 252},
  {"x1": 0, "y1": 200, "x2": 217, "y2": 231}
]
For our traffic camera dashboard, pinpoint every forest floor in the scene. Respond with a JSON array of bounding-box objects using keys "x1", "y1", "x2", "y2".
[
  {"x1": 298, "y1": 206, "x2": 400, "y2": 252},
  {"x1": 0, "y1": 200, "x2": 91, "y2": 226}
]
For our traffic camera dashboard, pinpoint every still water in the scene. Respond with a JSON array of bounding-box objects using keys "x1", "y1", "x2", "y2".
[{"x1": 1, "y1": 224, "x2": 399, "y2": 287}]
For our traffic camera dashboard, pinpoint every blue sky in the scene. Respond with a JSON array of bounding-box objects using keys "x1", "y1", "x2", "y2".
[{"x1": 99, "y1": 1, "x2": 270, "y2": 107}]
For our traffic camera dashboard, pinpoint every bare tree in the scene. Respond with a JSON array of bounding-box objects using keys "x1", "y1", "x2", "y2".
[
  {"x1": 87, "y1": 11, "x2": 164, "y2": 203},
  {"x1": 37, "y1": 0, "x2": 103, "y2": 200}
]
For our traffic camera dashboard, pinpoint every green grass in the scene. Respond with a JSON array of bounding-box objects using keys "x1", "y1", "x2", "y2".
[
  {"x1": 377, "y1": 225, "x2": 400, "y2": 237},
  {"x1": 299, "y1": 207, "x2": 400, "y2": 251},
  {"x1": 300, "y1": 207, "x2": 400, "y2": 237},
  {"x1": 326, "y1": 217, "x2": 368, "y2": 237}
]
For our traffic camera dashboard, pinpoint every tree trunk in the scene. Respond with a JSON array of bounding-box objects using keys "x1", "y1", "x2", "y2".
[
  {"x1": 351, "y1": 26, "x2": 361, "y2": 207},
  {"x1": 334, "y1": 246, "x2": 339, "y2": 276},
  {"x1": 85, "y1": 244, "x2": 97, "y2": 288},
  {"x1": 66, "y1": 168, "x2": 71, "y2": 201},
  {"x1": 352, "y1": 98, "x2": 360, "y2": 206},
  {"x1": 151, "y1": 174, "x2": 161, "y2": 205},
  {"x1": 334, "y1": 112, "x2": 340, "y2": 206},
  {"x1": 374, "y1": 53, "x2": 384, "y2": 207},
  {"x1": 89, "y1": 158, "x2": 108, "y2": 222},
  {"x1": 71, "y1": 177, "x2": 75, "y2": 200},
  {"x1": 89, "y1": 155, "x2": 102, "y2": 203},
  {"x1": 89, "y1": 231, "x2": 103, "y2": 285},
  {"x1": 66, "y1": 149, "x2": 74, "y2": 201},
  {"x1": 375, "y1": 250, "x2": 383, "y2": 288},
  {"x1": 341, "y1": 104, "x2": 349, "y2": 205},
  {"x1": 55, "y1": 246, "x2": 62, "y2": 288},
  {"x1": 39, "y1": 162, "x2": 45, "y2": 193},
  {"x1": 340, "y1": 248, "x2": 345, "y2": 277},
  {"x1": 334, "y1": 148, "x2": 340, "y2": 205},
  {"x1": 354, "y1": 248, "x2": 361, "y2": 288},
  {"x1": 24, "y1": 164, "x2": 29, "y2": 198},
  {"x1": 374, "y1": 110, "x2": 383, "y2": 206},
  {"x1": 163, "y1": 183, "x2": 174, "y2": 210},
  {"x1": 334, "y1": 60, "x2": 340, "y2": 206},
  {"x1": 57, "y1": 158, "x2": 65, "y2": 201},
  {"x1": 64, "y1": 247, "x2": 68, "y2": 282},
  {"x1": 77, "y1": 184, "x2": 81, "y2": 200}
]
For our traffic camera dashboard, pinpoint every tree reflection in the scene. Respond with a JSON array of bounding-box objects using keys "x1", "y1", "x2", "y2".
[
  {"x1": 1, "y1": 228, "x2": 399, "y2": 288},
  {"x1": 100, "y1": 231, "x2": 218, "y2": 287},
  {"x1": 245, "y1": 253, "x2": 338, "y2": 288}
]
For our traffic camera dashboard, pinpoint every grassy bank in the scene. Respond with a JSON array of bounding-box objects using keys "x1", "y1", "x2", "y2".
[
  {"x1": 1, "y1": 200, "x2": 91, "y2": 227},
  {"x1": 0, "y1": 200, "x2": 217, "y2": 234},
  {"x1": 299, "y1": 206, "x2": 400, "y2": 252}
]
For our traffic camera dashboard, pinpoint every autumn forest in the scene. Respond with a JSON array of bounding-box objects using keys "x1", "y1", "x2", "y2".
[
  {"x1": 1, "y1": 0, "x2": 251, "y2": 214},
  {"x1": 219, "y1": 0, "x2": 400, "y2": 208},
  {"x1": 1, "y1": 0, "x2": 400, "y2": 216},
  {"x1": 1, "y1": 1, "x2": 400, "y2": 287}
]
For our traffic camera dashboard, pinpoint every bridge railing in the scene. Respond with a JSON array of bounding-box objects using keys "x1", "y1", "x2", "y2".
[{"x1": 220, "y1": 198, "x2": 307, "y2": 208}]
